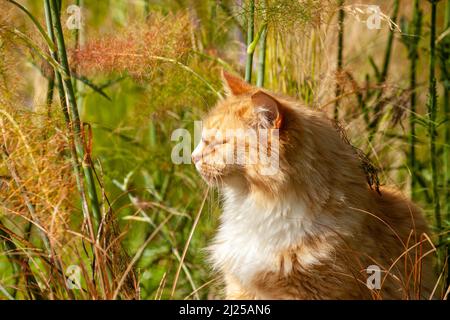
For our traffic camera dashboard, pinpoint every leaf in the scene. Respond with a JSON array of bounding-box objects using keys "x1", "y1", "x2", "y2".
[
  {"x1": 7, "y1": 0, "x2": 56, "y2": 52},
  {"x1": 436, "y1": 118, "x2": 449, "y2": 128},
  {"x1": 414, "y1": 116, "x2": 429, "y2": 128},
  {"x1": 9, "y1": 29, "x2": 67, "y2": 77},
  {"x1": 368, "y1": 56, "x2": 381, "y2": 81},
  {"x1": 97, "y1": 76, "x2": 127, "y2": 90},
  {"x1": 247, "y1": 23, "x2": 268, "y2": 54},
  {"x1": 73, "y1": 75, "x2": 112, "y2": 101}
]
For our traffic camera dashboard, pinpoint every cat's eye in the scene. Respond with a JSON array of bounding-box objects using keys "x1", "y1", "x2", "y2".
[{"x1": 205, "y1": 139, "x2": 224, "y2": 149}]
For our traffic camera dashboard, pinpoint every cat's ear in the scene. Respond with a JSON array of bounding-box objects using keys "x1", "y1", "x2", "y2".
[
  {"x1": 222, "y1": 70, "x2": 252, "y2": 96},
  {"x1": 251, "y1": 91, "x2": 283, "y2": 129}
]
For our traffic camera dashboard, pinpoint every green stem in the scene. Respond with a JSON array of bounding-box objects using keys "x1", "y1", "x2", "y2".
[
  {"x1": 45, "y1": 73, "x2": 55, "y2": 119},
  {"x1": 48, "y1": 0, "x2": 101, "y2": 232},
  {"x1": 144, "y1": 0, "x2": 150, "y2": 17},
  {"x1": 427, "y1": 0, "x2": 441, "y2": 266},
  {"x1": 43, "y1": 0, "x2": 69, "y2": 122},
  {"x1": 0, "y1": 223, "x2": 21, "y2": 299},
  {"x1": 409, "y1": 0, "x2": 422, "y2": 200},
  {"x1": 256, "y1": 0, "x2": 268, "y2": 88},
  {"x1": 43, "y1": 1, "x2": 90, "y2": 299},
  {"x1": 245, "y1": 0, "x2": 255, "y2": 83},
  {"x1": 334, "y1": 0, "x2": 345, "y2": 120},
  {"x1": 369, "y1": 0, "x2": 400, "y2": 140},
  {"x1": 379, "y1": 0, "x2": 400, "y2": 83},
  {"x1": 441, "y1": 0, "x2": 450, "y2": 288},
  {"x1": 360, "y1": 74, "x2": 370, "y2": 125},
  {"x1": 44, "y1": 0, "x2": 91, "y2": 228},
  {"x1": 74, "y1": 0, "x2": 85, "y2": 117},
  {"x1": 0, "y1": 223, "x2": 45, "y2": 300}
]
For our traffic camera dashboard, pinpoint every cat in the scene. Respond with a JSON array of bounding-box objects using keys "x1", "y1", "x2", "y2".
[{"x1": 191, "y1": 71, "x2": 436, "y2": 300}]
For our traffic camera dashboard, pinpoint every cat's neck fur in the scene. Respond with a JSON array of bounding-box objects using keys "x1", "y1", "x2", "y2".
[{"x1": 210, "y1": 181, "x2": 358, "y2": 285}]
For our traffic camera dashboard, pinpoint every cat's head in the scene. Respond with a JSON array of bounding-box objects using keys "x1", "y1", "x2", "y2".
[
  {"x1": 191, "y1": 71, "x2": 295, "y2": 193},
  {"x1": 191, "y1": 71, "x2": 369, "y2": 201}
]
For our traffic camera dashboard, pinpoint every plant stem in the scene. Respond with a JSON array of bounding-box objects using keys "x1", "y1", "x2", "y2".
[
  {"x1": 74, "y1": 0, "x2": 85, "y2": 118},
  {"x1": 334, "y1": 0, "x2": 345, "y2": 120},
  {"x1": 44, "y1": 0, "x2": 91, "y2": 228},
  {"x1": 369, "y1": 0, "x2": 400, "y2": 141},
  {"x1": 43, "y1": 0, "x2": 69, "y2": 123},
  {"x1": 45, "y1": 72, "x2": 55, "y2": 119},
  {"x1": 0, "y1": 225, "x2": 20, "y2": 299},
  {"x1": 245, "y1": 0, "x2": 255, "y2": 83},
  {"x1": 427, "y1": 0, "x2": 442, "y2": 266},
  {"x1": 48, "y1": 0, "x2": 101, "y2": 232},
  {"x1": 409, "y1": 0, "x2": 422, "y2": 200},
  {"x1": 0, "y1": 222, "x2": 45, "y2": 300},
  {"x1": 256, "y1": 0, "x2": 268, "y2": 88},
  {"x1": 144, "y1": 0, "x2": 150, "y2": 17},
  {"x1": 379, "y1": 0, "x2": 400, "y2": 84},
  {"x1": 441, "y1": 0, "x2": 450, "y2": 288}
]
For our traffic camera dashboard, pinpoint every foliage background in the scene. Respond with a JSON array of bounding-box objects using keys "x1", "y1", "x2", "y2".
[{"x1": 0, "y1": 0, "x2": 449, "y2": 299}]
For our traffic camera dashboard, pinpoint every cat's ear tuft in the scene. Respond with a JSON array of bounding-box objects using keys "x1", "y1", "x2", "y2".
[
  {"x1": 251, "y1": 91, "x2": 283, "y2": 129},
  {"x1": 222, "y1": 70, "x2": 252, "y2": 96}
]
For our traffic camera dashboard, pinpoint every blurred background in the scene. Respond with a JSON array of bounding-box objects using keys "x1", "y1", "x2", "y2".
[{"x1": 0, "y1": 0, "x2": 449, "y2": 299}]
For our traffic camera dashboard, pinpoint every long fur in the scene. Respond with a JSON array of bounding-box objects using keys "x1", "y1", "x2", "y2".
[{"x1": 192, "y1": 72, "x2": 436, "y2": 299}]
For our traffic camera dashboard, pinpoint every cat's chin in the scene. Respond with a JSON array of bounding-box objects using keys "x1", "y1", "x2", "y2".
[
  {"x1": 199, "y1": 173, "x2": 246, "y2": 190},
  {"x1": 197, "y1": 171, "x2": 223, "y2": 187},
  {"x1": 217, "y1": 175, "x2": 247, "y2": 190}
]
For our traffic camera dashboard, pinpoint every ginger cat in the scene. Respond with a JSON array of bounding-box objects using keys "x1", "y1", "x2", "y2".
[{"x1": 191, "y1": 71, "x2": 436, "y2": 299}]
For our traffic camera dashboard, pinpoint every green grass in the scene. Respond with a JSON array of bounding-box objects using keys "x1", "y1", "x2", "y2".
[{"x1": 0, "y1": 0, "x2": 449, "y2": 300}]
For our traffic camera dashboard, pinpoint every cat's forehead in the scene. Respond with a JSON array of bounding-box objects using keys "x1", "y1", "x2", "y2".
[
  {"x1": 203, "y1": 97, "x2": 252, "y2": 128},
  {"x1": 202, "y1": 116, "x2": 245, "y2": 135}
]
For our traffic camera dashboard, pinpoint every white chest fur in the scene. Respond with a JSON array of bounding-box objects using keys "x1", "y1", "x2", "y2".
[{"x1": 209, "y1": 187, "x2": 332, "y2": 285}]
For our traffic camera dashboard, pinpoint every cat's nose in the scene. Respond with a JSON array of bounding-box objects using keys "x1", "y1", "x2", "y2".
[
  {"x1": 191, "y1": 152, "x2": 201, "y2": 164},
  {"x1": 192, "y1": 141, "x2": 204, "y2": 164}
]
